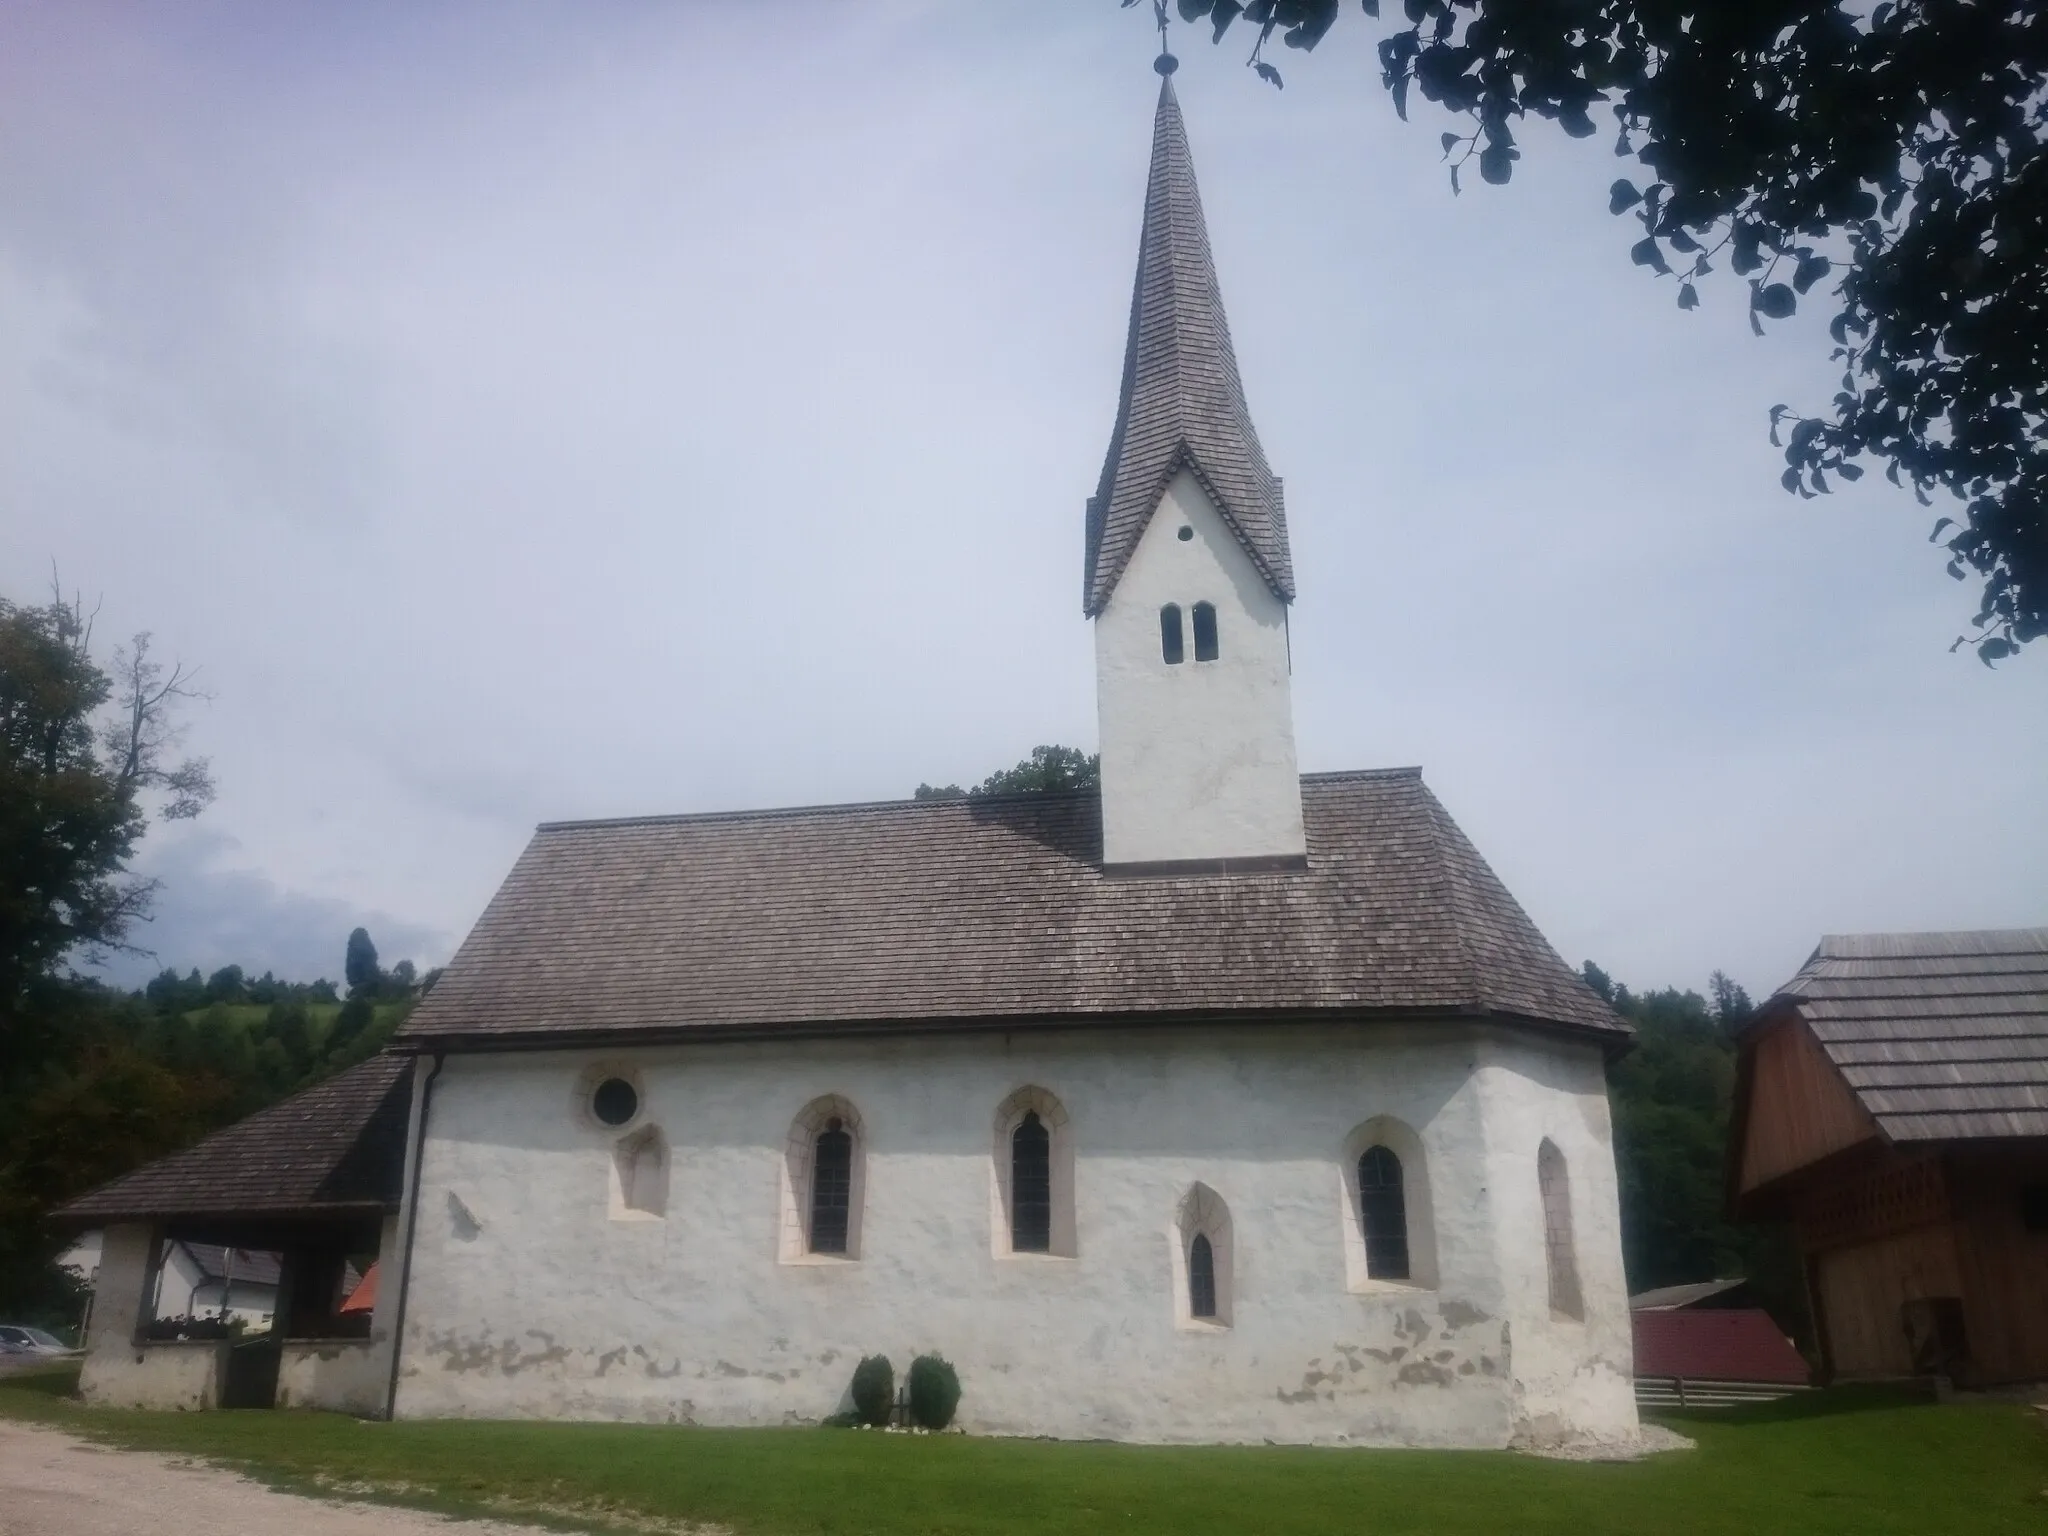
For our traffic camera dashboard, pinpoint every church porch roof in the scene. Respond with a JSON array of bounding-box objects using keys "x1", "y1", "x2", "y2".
[{"x1": 55, "y1": 1053, "x2": 414, "y2": 1226}]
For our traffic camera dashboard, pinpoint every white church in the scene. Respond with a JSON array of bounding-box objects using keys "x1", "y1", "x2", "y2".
[{"x1": 65, "y1": 67, "x2": 1638, "y2": 1448}]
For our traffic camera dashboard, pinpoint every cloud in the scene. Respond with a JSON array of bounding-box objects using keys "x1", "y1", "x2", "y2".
[
  {"x1": 88, "y1": 829, "x2": 450, "y2": 989},
  {"x1": 2, "y1": 4, "x2": 2041, "y2": 1008}
]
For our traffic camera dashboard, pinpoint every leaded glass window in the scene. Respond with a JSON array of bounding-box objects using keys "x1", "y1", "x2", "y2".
[
  {"x1": 810, "y1": 1118, "x2": 852, "y2": 1254},
  {"x1": 1011, "y1": 1111, "x2": 1052, "y2": 1253},
  {"x1": 1188, "y1": 1232, "x2": 1218, "y2": 1319},
  {"x1": 1359, "y1": 1144, "x2": 1410, "y2": 1281}
]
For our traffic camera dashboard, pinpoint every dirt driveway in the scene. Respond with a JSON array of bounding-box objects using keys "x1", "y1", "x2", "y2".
[{"x1": 0, "y1": 1420, "x2": 560, "y2": 1536}]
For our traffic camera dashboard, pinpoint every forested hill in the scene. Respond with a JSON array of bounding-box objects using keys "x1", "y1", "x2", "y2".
[
  {"x1": 1594, "y1": 963, "x2": 1809, "y2": 1341},
  {"x1": 0, "y1": 931, "x2": 430, "y2": 1329}
]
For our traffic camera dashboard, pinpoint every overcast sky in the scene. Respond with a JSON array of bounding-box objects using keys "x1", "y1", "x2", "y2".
[{"x1": 4, "y1": 1, "x2": 2041, "y2": 1003}]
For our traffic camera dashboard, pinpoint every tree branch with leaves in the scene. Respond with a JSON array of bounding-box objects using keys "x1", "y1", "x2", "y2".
[
  {"x1": 0, "y1": 585, "x2": 214, "y2": 1048},
  {"x1": 1145, "y1": 0, "x2": 2045, "y2": 663}
]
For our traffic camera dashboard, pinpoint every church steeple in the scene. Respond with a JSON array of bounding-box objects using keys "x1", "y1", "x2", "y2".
[
  {"x1": 1088, "y1": 66, "x2": 1307, "y2": 873},
  {"x1": 1083, "y1": 71, "x2": 1293, "y2": 619}
]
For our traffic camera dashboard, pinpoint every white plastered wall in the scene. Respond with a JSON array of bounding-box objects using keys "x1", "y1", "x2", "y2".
[
  {"x1": 275, "y1": 1212, "x2": 404, "y2": 1416},
  {"x1": 1094, "y1": 468, "x2": 1305, "y2": 867},
  {"x1": 79, "y1": 1223, "x2": 226, "y2": 1410},
  {"x1": 1471, "y1": 1031, "x2": 1638, "y2": 1446},
  {"x1": 392, "y1": 1023, "x2": 1637, "y2": 1447}
]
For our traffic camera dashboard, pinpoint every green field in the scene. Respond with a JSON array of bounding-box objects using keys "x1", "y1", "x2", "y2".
[{"x1": 3, "y1": 1366, "x2": 2042, "y2": 1536}]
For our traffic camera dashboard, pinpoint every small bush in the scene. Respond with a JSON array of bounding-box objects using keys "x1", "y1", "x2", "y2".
[
  {"x1": 907, "y1": 1353, "x2": 961, "y2": 1430},
  {"x1": 850, "y1": 1354, "x2": 894, "y2": 1427}
]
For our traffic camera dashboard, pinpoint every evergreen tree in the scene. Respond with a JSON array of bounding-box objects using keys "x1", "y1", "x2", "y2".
[{"x1": 344, "y1": 927, "x2": 382, "y2": 999}]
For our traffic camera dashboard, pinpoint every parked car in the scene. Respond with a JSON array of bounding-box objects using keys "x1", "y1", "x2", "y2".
[{"x1": 0, "y1": 1324, "x2": 78, "y2": 1356}]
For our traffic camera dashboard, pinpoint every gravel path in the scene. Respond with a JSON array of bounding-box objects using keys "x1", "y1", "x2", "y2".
[{"x1": 0, "y1": 1420, "x2": 562, "y2": 1536}]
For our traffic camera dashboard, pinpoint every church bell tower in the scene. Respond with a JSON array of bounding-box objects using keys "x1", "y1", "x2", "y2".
[{"x1": 1085, "y1": 62, "x2": 1306, "y2": 872}]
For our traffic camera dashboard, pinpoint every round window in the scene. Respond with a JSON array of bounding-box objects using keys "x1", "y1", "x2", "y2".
[
  {"x1": 591, "y1": 1077, "x2": 639, "y2": 1126},
  {"x1": 1177, "y1": 525, "x2": 1194, "y2": 541}
]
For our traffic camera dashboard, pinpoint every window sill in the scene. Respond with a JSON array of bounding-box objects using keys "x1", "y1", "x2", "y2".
[
  {"x1": 995, "y1": 1250, "x2": 1075, "y2": 1263},
  {"x1": 607, "y1": 1210, "x2": 664, "y2": 1225},
  {"x1": 1175, "y1": 1318, "x2": 1231, "y2": 1334},
  {"x1": 780, "y1": 1252, "x2": 861, "y2": 1267},
  {"x1": 1348, "y1": 1278, "x2": 1435, "y2": 1298}
]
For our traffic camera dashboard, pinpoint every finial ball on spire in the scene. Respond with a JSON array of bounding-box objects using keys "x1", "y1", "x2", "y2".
[{"x1": 1154, "y1": 52, "x2": 1178, "y2": 76}]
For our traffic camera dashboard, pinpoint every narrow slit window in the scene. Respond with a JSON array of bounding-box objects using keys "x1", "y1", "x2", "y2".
[
  {"x1": 1191, "y1": 602, "x2": 1218, "y2": 661},
  {"x1": 1010, "y1": 1111, "x2": 1053, "y2": 1253},
  {"x1": 1188, "y1": 1233, "x2": 1218, "y2": 1319},
  {"x1": 1358, "y1": 1145, "x2": 1410, "y2": 1281},
  {"x1": 1160, "y1": 604, "x2": 1185, "y2": 665},
  {"x1": 810, "y1": 1119, "x2": 852, "y2": 1254},
  {"x1": 1539, "y1": 1139, "x2": 1583, "y2": 1320}
]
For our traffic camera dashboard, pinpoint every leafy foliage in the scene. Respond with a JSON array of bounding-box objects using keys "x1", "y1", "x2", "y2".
[
  {"x1": 0, "y1": 590, "x2": 212, "y2": 1054},
  {"x1": 907, "y1": 1352, "x2": 962, "y2": 1430},
  {"x1": 850, "y1": 1353, "x2": 895, "y2": 1426},
  {"x1": 915, "y1": 745, "x2": 1101, "y2": 800},
  {"x1": 1155, "y1": 0, "x2": 2047, "y2": 661}
]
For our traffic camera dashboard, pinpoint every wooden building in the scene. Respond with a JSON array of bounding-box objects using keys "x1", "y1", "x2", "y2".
[{"x1": 1729, "y1": 928, "x2": 2048, "y2": 1386}]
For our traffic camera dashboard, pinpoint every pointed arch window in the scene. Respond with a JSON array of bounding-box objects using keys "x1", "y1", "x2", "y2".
[
  {"x1": 1191, "y1": 601, "x2": 1218, "y2": 661},
  {"x1": 1188, "y1": 1232, "x2": 1218, "y2": 1319},
  {"x1": 611, "y1": 1125, "x2": 669, "y2": 1220},
  {"x1": 994, "y1": 1087, "x2": 1075, "y2": 1258},
  {"x1": 1175, "y1": 1183, "x2": 1232, "y2": 1328},
  {"x1": 1160, "y1": 604, "x2": 1185, "y2": 665},
  {"x1": 1539, "y1": 1138, "x2": 1583, "y2": 1321},
  {"x1": 1358, "y1": 1145, "x2": 1410, "y2": 1281},
  {"x1": 1341, "y1": 1117, "x2": 1437, "y2": 1292},
  {"x1": 781, "y1": 1096, "x2": 866, "y2": 1262},
  {"x1": 1010, "y1": 1111, "x2": 1052, "y2": 1253}
]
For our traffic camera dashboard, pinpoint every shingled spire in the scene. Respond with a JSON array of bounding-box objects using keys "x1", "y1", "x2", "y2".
[{"x1": 1083, "y1": 74, "x2": 1293, "y2": 617}]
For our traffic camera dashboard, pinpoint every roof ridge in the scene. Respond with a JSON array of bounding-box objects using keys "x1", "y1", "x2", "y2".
[
  {"x1": 535, "y1": 768, "x2": 1426, "y2": 832},
  {"x1": 1818, "y1": 926, "x2": 2048, "y2": 953}
]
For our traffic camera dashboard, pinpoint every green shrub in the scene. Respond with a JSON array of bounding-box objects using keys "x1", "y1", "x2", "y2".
[
  {"x1": 907, "y1": 1353, "x2": 961, "y2": 1430},
  {"x1": 850, "y1": 1354, "x2": 894, "y2": 1427}
]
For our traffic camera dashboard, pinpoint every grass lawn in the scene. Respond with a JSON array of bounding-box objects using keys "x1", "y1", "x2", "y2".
[{"x1": 3, "y1": 1365, "x2": 2042, "y2": 1536}]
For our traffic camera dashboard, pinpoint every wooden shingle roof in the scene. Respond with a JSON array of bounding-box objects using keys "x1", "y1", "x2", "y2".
[
  {"x1": 398, "y1": 769, "x2": 1624, "y2": 1048},
  {"x1": 1771, "y1": 928, "x2": 2048, "y2": 1141},
  {"x1": 1083, "y1": 75, "x2": 1293, "y2": 617},
  {"x1": 57, "y1": 1054, "x2": 413, "y2": 1223}
]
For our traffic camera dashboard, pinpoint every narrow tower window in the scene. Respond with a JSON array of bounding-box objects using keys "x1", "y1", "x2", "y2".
[
  {"x1": 1175, "y1": 1182, "x2": 1233, "y2": 1328},
  {"x1": 810, "y1": 1118, "x2": 853, "y2": 1254},
  {"x1": 1188, "y1": 1232, "x2": 1218, "y2": 1319},
  {"x1": 1159, "y1": 604, "x2": 1184, "y2": 665},
  {"x1": 1358, "y1": 1145, "x2": 1410, "y2": 1281},
  {"x1": 1539, "y1": 1138, "x2": 1584, "y2": 1320},
  {"x1": 1011, "y1": 1111, "x2": 1052, "y2": 1253},
  {"x1": 1192, "y1": 601, "x2": 1219, "y2": 661}
]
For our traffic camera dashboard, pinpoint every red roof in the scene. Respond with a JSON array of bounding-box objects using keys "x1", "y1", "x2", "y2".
[
  {"x1": 1632, "y1": 1309, "x2": 1810, "y2": 1385},
  {"x1": 338, "y1": 1261, "x2": 379, "y2": 1315}
]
